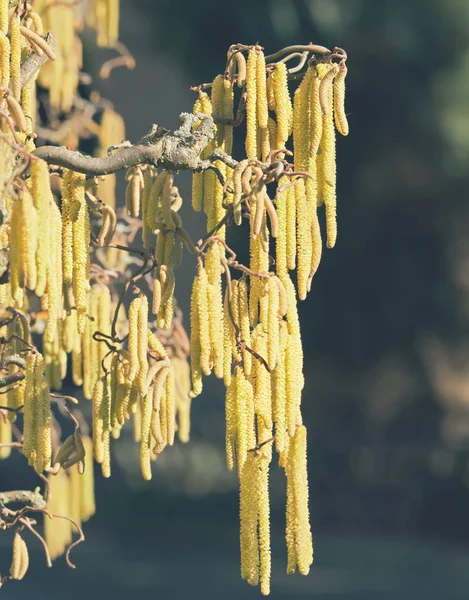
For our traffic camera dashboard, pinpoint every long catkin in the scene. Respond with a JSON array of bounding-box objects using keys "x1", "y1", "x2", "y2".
[{"x1": 245, "y1": 49, "x2": 258, "y2": 158}]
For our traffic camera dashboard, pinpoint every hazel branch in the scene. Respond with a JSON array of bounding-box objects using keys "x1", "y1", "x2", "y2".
[
  {"x1": 0, "y1": 489, "x2": 46, "y2": 509},
  {"x1": 34, "y1": 113, "x2": 217, "y2": 176}
]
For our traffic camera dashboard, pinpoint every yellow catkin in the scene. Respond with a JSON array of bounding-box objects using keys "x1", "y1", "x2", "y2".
[
  {"x1": 252, "y1": 326, "x2": 272, "y2": 429},
  {"x1": 240, "y1": 452, "x2": 259, "y2": 586},
  {"x1": 82, "y1": 293, "x2": 93, "y2": 399},
  {"x1": 191, "y1": 92, "x2": 205, "y2": 212},
  {"x1": 295, "y1": 178, "x2": 312, "y2": 300},
  {"x1": 225, "y1": 374, "x2": 236, "y2": 471},
  {"x1": 30, "y1": 159, "x2": 52, "y2": 297},
  {"x1": 140, "y1": 166, "x2": 153, "y2": 247},
  {"x1": 20, "y1": 25, "x2": 56, "y2": 61},
  {"x1": 10, "y1": 532, "x2": 29, "y2": 580},
  {"x1": 45, "y1": 470, "x2": 72, "y2": 560},
  {"x1": 15, "y1": 189, "x2": 38, "y2": 292},
  {"x1": 293, "y1": 66, "x2": 314, "y2": 172},
  {"x1": 319, "y1": 63, "x2": 338, "y2": 115},
  {"x1": 22, "y1": 353, "x2": 37, "y2": 466},
  {"x1": 235, "y1": 366, "x2": 255, "y2": 477},
  {"x1": 101, "y1": 429, "x2": 111, "y2": 478},
  {"x1": 61, "y1": 171, "x2": 74, "y2": 310},
  {"x1": 18, "y1": 533, "x2": 30, "y2": 579},
  {"x1": 272, "y1": 331, "x2": 287, "y2": 455},
  {"x1": 285, "y1": 181, "x2": 296, "y2": 272},
  {"x1": 5, "y1": 322, "x2": 25, "y2": 421},
  {"x1": 147, "y1": 170, "x2": 168, "y2": 233},
  {"x1": 80, "y1": 435, "x2": 96, "y2": 520},
  {"x1": 317, "y1": 64, "x2": 337, "y2": 249},
  {"x1": 267, "y1": 279, "x2": 280, "y2": 371},
  {"x1": 165, "y1": 367, "x2": 175, "y2": 446},
  {"x1": 195, "y1": 265, "x2": 211, "y2": 376},
  {"x1": 256, "y1": 48, "x2": 268, "y2": 130},
  {"x1": 264, "y1": 193, "x2": 278, "y2": 238},
  {"x1": 252, "y1": 189, "x2": 266, "y2": 238},
  {"x1": 232, "y1": 159, "x2": 247, "y2": 212},
  {"x1": 44, "y1": 202, "x2": 63, "y2": 344},
  {"x1": 27, "y1": 10, "x2": 43, "y2": 35},
  {"x1": 258, "y1": 455, "x2": 271, "y2": 596},
  {"x1": 140, "y1": 379, "x2": 153, "y2": 481},
  {"x1": 307, "y1": 177, "x2": 322, "y2": 290},
  {"x1": 272, "y1": 62, "x2": 293, "y2": 149},
  {"x1": 152, "y1": 268, "x2": 161, "y2": 315},
  {"x1": 69, "y1": 171, "x2": 89, "y2": 330},
  {"x1": 285, "y1": 331, "x2": 302, "y2": 438},
  {"x1": 92, "y1": 378, "x2": 104, "y2": 463},
  {"x1": 275, "y1": 177, "x2": 288, "y2": 277},
  {"x1": 160, "y1": 173, "x2": 175, "y2": 231},
  {"x1": 245, "y1": 48, "x2": 258, "y2": 158},
  {"x1": 211, "y1": 73, "x2": 225, "y2": 147},
  {"x1": 98, "y1": 284, "x2": 112, "y2": 374},
  {"x1": 0, "y1": 32, "x2": 10, "y2": 87},
  {"x1": 125, "y1": 166, "x2": 143, "y2": 217},
  {"x1": 266, "y1": 72, "x2": 275, "y2": 111},
  {"x1": 86, "y1": 289, "x2": 99, "y2": 391},
  {"x1": 223, "y1": 78, "x2": 234, "y2": 152},
  {"x1": 309, "y1": 67, "x2": 323, "y2": 160},
  {"x1": 7, "y1": 92, "x2": 28, "y2": 133},
  {"x1": 238, "y1": 277, "x2": 252, "y2": 377},
  {"x1": 109, "y1": 354, "x2": 119, "y2": 429},
  {"x1": 285, "y1": 436, "x2": 297, "y2": 573},
  {"x1": 334, "y1": 63, "x2": 349, "y2": 136},
  {"x1": 137, "y1": 293, "x2": 149, "y2": 395},
  {"x1": 230, "y1": 279, "x2": 242, "y2": 363},
  {"x1": 151, "y1": 364, "x2": 170, "y2": 447},
  {"x1": 35, "y1": 353, "x2": 52, "y2": 472},
  {"x1": 127, "y1": 296, "x2": 140, "y2": 381},
  {"x1": 222, "y1": 286, "x2": 233, "y2": 387},
  {"x1": 205, "y1": 245, "x2": 224, "y2": 378},
  {"x1": 173, "y1": 357, "x2": 192, "y2": 443},
  {"x1": 9, "y1": 200, "x2": 21, "y2": 301},
  {"x1": 9, "y1": 13, "x2": 21, "y2": 100},
  {"x1": 163, "y1": 231, "x2": 175, "y2": 269},
  {"x1": 69, "y1": 465, "x2": 83, "y2": 529},
  {"x1": 189, "y1": 272, "x2": 203, "y2": 398},
  {"x1": 0, "y1": 411, "x2": 12, "y2": 459},
  {"x1": 235, "y1": 50, "x2": 247, "y2": 87},
  {"x1": 0, "y1": 0, "x2": 8, "y2": 34},
  {"x1": 286, "y1": 425, "x2": 313, "y2": 575}
]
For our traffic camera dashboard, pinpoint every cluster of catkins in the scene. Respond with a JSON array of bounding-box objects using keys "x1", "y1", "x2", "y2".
[
  {"x1": 0, "y1": 0, "x2": 190, "y2": 572},
  {"x1": 188, "y1": 45, "x2": 348, "y2": 595},
  {"x1": 0, "y1": 1, "x2": 349, "y2": 594}
]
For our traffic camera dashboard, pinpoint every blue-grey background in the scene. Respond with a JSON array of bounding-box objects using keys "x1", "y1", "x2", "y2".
[{"x1": 4, "y1": 0, "x2": 469, "y2": 597}]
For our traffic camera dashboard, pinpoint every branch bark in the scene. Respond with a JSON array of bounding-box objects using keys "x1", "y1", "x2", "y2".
[
  {"x1": 0, "y1": 489, "x2": 46, "y2": 509},
  {"x1": 20, "y1": 32, "x2": 58, "y2": 89},
  {"x1": 34, "y1": 112, "x2": 218, "y2": 176}
]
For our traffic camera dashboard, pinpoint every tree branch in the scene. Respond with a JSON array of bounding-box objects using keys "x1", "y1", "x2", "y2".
[
  {"x1": 0, "y1": 489, "x2": 46, "y2": 509},
  {"x1": 33, "y1": 113, "x2": 217, "y2": 176}
]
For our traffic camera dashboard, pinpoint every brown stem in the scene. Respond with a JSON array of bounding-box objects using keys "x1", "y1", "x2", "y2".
[{"x1": 18, "y1": 517, "x2": 53, "y2": 568}]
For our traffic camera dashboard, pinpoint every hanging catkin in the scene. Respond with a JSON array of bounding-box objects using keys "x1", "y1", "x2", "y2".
[
  {"x1": 245, "y1": 49, "x2": 258, "y2": 158},
  {"x1": 334, "y1": 63, "x2": 349, "y2": 136},
  {"x1": 317, "y1": 63, "x2": 338, "y2": 248},
  {"x1": 30, "y1": 159, "x2": 52, "y2": 297},
  {"x1": 272, "y1": 62, "x2": 293, "y2": 150}
]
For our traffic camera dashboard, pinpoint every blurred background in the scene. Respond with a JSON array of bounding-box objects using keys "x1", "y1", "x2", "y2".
[{"x1": 5, "y1": 0, "x2": 469, "y2": 597}]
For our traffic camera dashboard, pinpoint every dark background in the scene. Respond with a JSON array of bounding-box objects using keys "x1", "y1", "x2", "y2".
[{"x1": 4, "y1": 0, "x2": 469, "y2": 597}]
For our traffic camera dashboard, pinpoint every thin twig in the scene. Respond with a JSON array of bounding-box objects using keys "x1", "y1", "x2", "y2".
[{"x1": 19, "y1": 517, "x2": 53, "y2": 568}]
